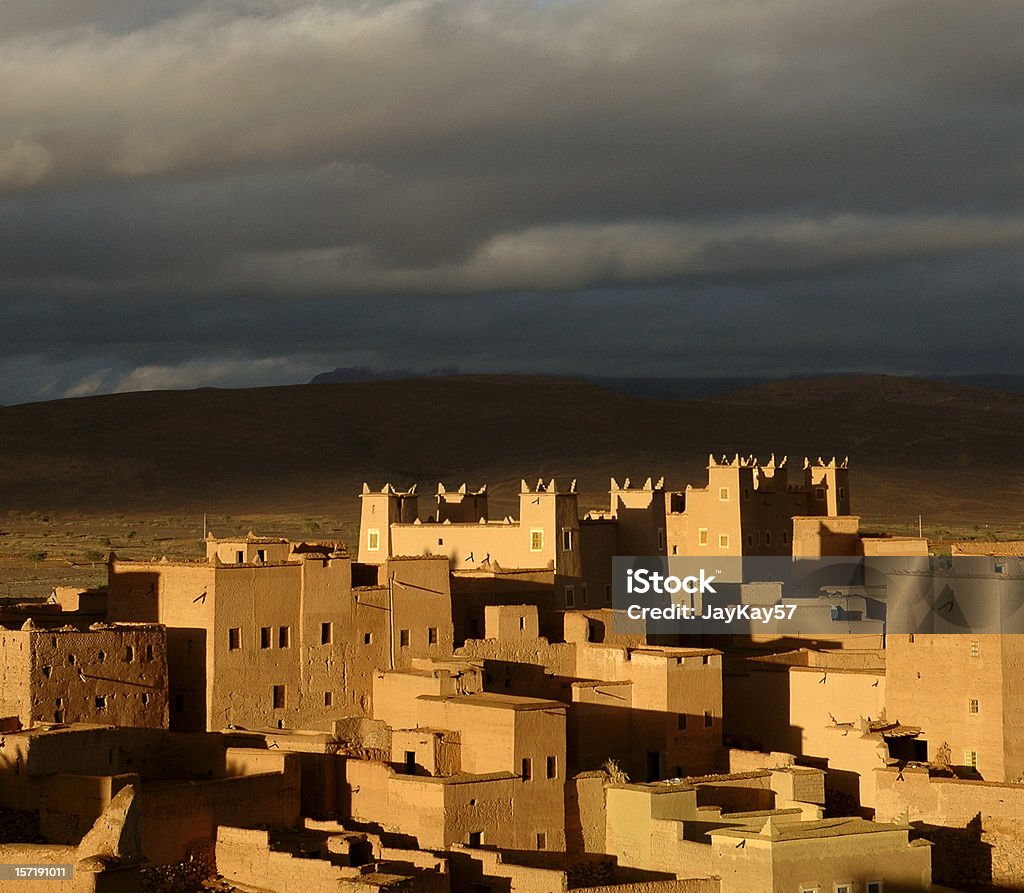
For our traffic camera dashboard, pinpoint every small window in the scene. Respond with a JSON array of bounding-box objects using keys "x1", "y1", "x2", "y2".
[
  {"x1": 324, "y1": 691, "x2": 333, "y2": 707},
  {"x1": 321, "y1": 622, "x2": 332, "y2": 645},
  {"x1": 278, "y1": 626, "x2": 290, "y2": 648},
  {"x1": 67, "y1": 653, "x2": 75, "y2": 665},
  {"x1": 747, "y1": 534, "x2": 753, "y2": 547},
  {"x1": 562, "y1": 529, "x2": 574, "y2": 551},
  {"x1": 141, "y1": 693, "x2": 149, "y2": 705},
  {"x1": 604, "y1": 584, "x2": 612, "y2": 604},
  {"x1": 273, "y1": 685, "x2": 286, "y2": 709},
  {"x1": 53, "y1": 711, "x2": 64, "y2": 723},
  {"x1": 704, "y1": 711, "x2": 713, "y2": 728},
  {"x1": 145, "y1": 644, "x2": 154, "y2": 662},
  {"x1": 908, "y1": 634, "x2": 915, "y2": 643},
  {"x1": 468, "y1": 831, "x2": 482, "y2": 847},
  {"x1": 816, "y1": 488, "x2": 826, "y2": 501},
  {"x1": 839, "y1": 486, "x2": 846, "y2": 500},
  {"x1": 437, "y1": 537, "x2": 444, "y2": 546},
  {"x1": 95, "y1": 696, "x2": 106, "y2": 710},
  {"x1": 367, "y1": 529, "x2": 380, "y2": 552},
  {"x1": 677, "y1": 714, "x2": 687, "y2": 730},
  {"x1": 547, "y1": 755, "x2": 557, "y2": 779},
  {"x1": 363, "y1": 632, "x2": 372, "y2": 645},
  {"x1": 782, "y1": 530, "x2": 789, "y2": 545},
  {"x1": 42, "y1": 666, "x2": 51, "y2": 678},
  {"x1": 970, "y1": 640, "x2": 980, "y2": 657},
  {"x1": 564, "y1": 586, "x2": 575, "y2": 608},
  {"x1": 698, "y1": 528, "x2": 709, "y2": 546},
  {"x1": 257, "y1": 549, "x2": 266, "y2": 562},
  {"x1": 236, "y1": 550, "x2": 244, "y2": 563},
  {"x1": 530, "y1": 529, "x2": 544, "y2": 551},
  {"x1": 835, "y1": 885, "x2": 851, "y2": 893},
  {"x1": 719, "y1": 487, "x2": 729, "y2": 501},
  {"x1": 97, "y1": 650, "x2": 106, "y2": 663},
  {"x1": 965, "y1": 750, "x2": 978, "y2": 768},
  {"x1": 399, "y1": 629, "x2": 410, "y2": 647},
  {"x1": 260, "y1": 627, "x2": 271, "y2": 649},
  {"x1": 969, "y1": 699, "x2": 980, "y2": 715},
  {"x1": 658, "y1": 528, "x2": 665, "y2": 551},
  {"x1": 521, "y1": 758, "x2": 532, "y2": 780},
  {"x1": 519, "y1": 616, "x2": 526, "y2": 631},
  {"x1": 428, "y1": 626, "x2": 438, "y2": 645},
  {"x1": 719, "y1": 534, "x2": 729, "y2": 548},
  {"x1": 125, "y1": 645, "x2": 134, "y2": 662},
  {"x1": 536, "y1": 832, "x2": 546, "y2": 850},
  {"x1": 765, "y1": 531, "x2": 772, "y2": 546},
  {"x1": 866, "y1": 882, "x2": 883, "y2": 893}
]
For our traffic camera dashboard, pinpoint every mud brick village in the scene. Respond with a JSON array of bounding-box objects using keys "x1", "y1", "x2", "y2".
[{"x1": 1, "y1": 455, "x2": 1022, "y2": 893}]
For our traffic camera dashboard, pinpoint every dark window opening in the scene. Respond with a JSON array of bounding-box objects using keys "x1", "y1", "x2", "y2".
[{"x1": 273, "y1": 684, "x2": 286, "y2": 709}]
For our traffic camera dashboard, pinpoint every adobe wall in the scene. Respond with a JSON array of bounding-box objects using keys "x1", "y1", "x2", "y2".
[
  {"x1": 575, "y1": 646, "x2": 723, "y2": 778},
  {"x1": 566, "y1": 772, "x2": 606, "y2": 856},
  {"x1": 344, "y1": 760, "x2": 515, "y2": 850},
  {"x1": 448, "y1": 846, "x2": 569, "y2": 893},
  {"x1": 576, "y1": 881, "x2": 719, "y2": 893},
  {"x1": 29, "y1": 626, "x2": 168, "y2": 729},
  {"x1": 0, "y1": 630, "x2": 32, "y2": 723},
  {"x1": 0, "y1": 845, "x2": 80, "y2": 893},
  {"x1": 788, "y1": 666, "x2": 887, "y2": 808},
  {"x1": 886, "y1": 633, "x2": 1008, "y2": 779},
  {"x1": 875, "y1": 766, "x2": 1024, "y2": 888},
  {"x1": 709, "y1": 826, "x2": 929, "y2": 893},
  {"x1": 449, "y1": 570, "x2": 558, "y2": 643},
  {"x1": 216, "y1": 826, "x2": 449, "y2": 892},
  {"x1": 140, "y1": 750, "x2": 300, "y2": 864},
  {"x1": 791, "y1": 516, "x2": 860, "y2": 558}
]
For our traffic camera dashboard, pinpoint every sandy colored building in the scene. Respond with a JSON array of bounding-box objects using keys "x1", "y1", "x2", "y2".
[
  {"x1": 709, "y1": 815, "x2": 932, "y2": 893},
  {"x1": 0, "y1": 723, "x2": 300, "y2": 865},
  {"x1": 359, "y1": 671, "x2": 567, "y2": 852},
  {"x1": 106, "y1": 535, "x2": 453, "y2": 731},
  {"x1": 602, "y1": 768, "x2": 825, "y2": 875},
  {"x1": 0, "y1": 621, "x2": 167, "y2": 730},
  {"x1": 665, "y1": 455, "x2": 851, "y2": 558},
  {"x1": 886, "y1": 631, "x2": 1024, "y2": 782}
]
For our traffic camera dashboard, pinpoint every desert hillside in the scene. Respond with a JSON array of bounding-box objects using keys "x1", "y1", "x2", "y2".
[{"x1": 0, "y1": 375, "x2": 1021, "y2": 526}]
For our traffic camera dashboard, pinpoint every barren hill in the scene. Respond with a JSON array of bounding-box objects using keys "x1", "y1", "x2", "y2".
[{"x1": 0, "y1": 375, "x2": 1021, "y2": 526}]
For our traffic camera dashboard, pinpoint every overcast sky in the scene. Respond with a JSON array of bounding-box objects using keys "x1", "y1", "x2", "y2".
[{"x1": 1, "y1": 0, "x2": 1021, "y2": 404}]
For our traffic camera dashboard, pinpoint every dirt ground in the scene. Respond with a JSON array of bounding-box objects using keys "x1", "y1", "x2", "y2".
[{"x1": 0, "y1": 512, "x2": 360, "y2": 599}]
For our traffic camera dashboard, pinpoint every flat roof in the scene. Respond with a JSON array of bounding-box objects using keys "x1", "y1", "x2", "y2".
[
  {"x1": 419, "y1": 692, "x2": 565, "y2": 712},
  {"x1": 710, "y1": 817, "x2": 905, "y2": 842}
]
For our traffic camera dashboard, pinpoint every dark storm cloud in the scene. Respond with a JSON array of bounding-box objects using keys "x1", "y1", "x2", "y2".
[{"x1": 0, "y1": 0, "x2": 1020, "y2": 401}]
